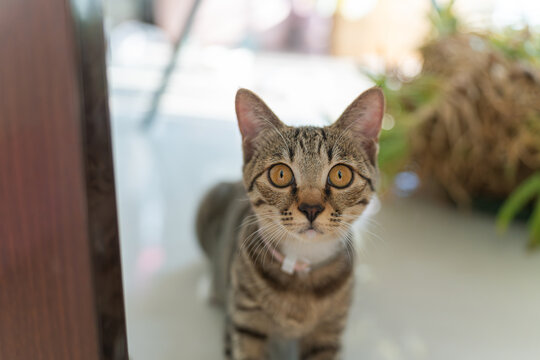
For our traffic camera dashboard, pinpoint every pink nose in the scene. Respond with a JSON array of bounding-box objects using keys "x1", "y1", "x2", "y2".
[{"x1": 298, "y1": 203, "x2": 324, "y2": 222}]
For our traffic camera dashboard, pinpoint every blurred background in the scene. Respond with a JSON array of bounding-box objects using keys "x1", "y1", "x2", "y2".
[{"x1": 104, "y1": 0, "x2": 540, "y2": 359}]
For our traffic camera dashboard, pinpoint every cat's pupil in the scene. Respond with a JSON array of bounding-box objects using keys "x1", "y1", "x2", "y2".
[
  {"x1": 279, "y1": 170, "x2": 284, "y2": 178},
  {"x1": 338, "y1": 170, "x2": 342, "y2": 179}
]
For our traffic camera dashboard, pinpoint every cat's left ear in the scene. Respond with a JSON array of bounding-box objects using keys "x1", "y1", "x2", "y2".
[
  {"x1": 332, "y1": 87, "x2": 385, "y2": 164},
  {"x1": 235, "y1": 88, "x2": 286, "y2": 163}
]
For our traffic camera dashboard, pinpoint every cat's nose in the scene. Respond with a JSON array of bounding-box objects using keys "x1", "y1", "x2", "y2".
[{"x1": 298, "y1": 203, "x2": 324, "y2": 222}]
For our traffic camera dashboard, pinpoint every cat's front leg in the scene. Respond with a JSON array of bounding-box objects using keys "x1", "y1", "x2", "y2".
[
  {"x1": 225, "y1": 281, "x2": 272, "y2": 360},
  {"x1": 225, "y1": 313, "x2": 269, "y2": 360},
  {"x1": 299, "y1": 318, "x2": 346, "y2": 360}
]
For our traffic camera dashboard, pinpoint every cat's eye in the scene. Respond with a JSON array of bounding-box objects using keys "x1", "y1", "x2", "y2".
[
  {"x1": 268, "y1": 164, "x2": 294, "y2": 188},
  {"x1": 328, "y1": 164, "x2": 353, "y2": 189}
]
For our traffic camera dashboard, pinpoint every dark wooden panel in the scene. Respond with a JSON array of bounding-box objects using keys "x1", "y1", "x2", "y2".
[
  {"x1": 0, "y1": 0, "x2": 128, "y2": 359},
  {"x1": 70, "y1": 0, "x2": 129, "y2": 357}
]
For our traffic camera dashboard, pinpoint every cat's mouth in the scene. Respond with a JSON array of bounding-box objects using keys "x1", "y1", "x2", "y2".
[{"x1": 299, "y1": 225, "x2": 323, "y2": 236}]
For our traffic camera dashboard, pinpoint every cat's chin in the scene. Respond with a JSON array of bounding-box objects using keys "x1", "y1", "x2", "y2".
[
  {"x1": 296, "y1": 225, "x2": 326, "y2": 241},
  {"x1": 302, "y1": 229, "x2": 319, "y2": 240},
  {"x1": 294, "y1": 227, "x2": 340, "y2": 243}
]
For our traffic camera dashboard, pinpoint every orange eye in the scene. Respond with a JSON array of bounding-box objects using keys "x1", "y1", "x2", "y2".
[
  {"x1": 268, "y1": 164, "x2": 294, "y2": 188},
  {"x1": 328, "y1": 164, "x2": 353, "y2": 188}
]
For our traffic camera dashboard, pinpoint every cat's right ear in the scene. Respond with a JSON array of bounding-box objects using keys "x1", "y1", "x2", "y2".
[{"x1": 235, "y1": 88, "x2": 285, "y2": 163}]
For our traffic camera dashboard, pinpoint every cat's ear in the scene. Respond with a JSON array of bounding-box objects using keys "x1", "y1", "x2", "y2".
[
  {"x1": 332, "y1": 87, "x2": 385, "y2": 164},
  {"x1": 235, "y1": 88, "x2": 285, "y2": 163}
]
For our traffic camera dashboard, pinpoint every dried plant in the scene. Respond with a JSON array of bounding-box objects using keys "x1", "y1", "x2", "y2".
[{"x1": 375, "y1": 1, "x2": 540, "y2": 246}]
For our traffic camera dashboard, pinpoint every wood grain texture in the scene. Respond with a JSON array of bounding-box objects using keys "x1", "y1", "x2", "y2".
[{"x1": 0, "y1": 0, "x2": 128, "y2": 359}]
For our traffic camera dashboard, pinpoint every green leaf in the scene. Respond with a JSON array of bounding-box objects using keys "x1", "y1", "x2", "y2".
[
  {"x1": 496, "y1": 173, "x2": 540, "y2": 233},
  {"x1": 430, "y1": 0, "x2": 459, "y2": 37},
  {"x1": 528, "y1": 196, "x2": 540, "y2": 248}
]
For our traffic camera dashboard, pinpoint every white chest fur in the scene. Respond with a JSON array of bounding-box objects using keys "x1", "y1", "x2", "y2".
[{"x1": 280, "y1": 237, "x2": 342, "y2": 265}]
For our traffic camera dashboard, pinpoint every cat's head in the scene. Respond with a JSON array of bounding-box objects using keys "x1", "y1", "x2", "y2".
[{"x1": 235, "y1": 88, "x2": 384, "y2": 244}]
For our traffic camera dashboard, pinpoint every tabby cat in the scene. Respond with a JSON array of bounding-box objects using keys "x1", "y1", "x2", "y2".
[{"x1": 196, "y1": 87, "x2": 384, "y2": 360}]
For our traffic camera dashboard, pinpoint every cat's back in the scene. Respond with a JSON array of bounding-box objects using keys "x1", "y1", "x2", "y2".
[
  {"x1": 196, "y1": 181, "x2": 251, "y2": 304},
  {"x1": 196, "y1": 180, "x2": 248, "y2": 258}
]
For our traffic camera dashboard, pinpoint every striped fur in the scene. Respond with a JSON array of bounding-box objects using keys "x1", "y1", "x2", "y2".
[{"x1": 197, "y1": 88, "x2": 384, "y2": 359}]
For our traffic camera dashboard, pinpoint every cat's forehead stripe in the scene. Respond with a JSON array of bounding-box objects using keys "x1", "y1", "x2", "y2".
[
  {"x1": 327, "y1": 147, "x2": 334, "y2": 163},
  {"x1": 294, "y1": 127, "x2": 326, "y2": 157},
  {"x1": 320, "y1": 128, "x2": 328, "y2": 141},
  {"x1": 288, "y1": 144, "x2": 295, "y2": 162}
]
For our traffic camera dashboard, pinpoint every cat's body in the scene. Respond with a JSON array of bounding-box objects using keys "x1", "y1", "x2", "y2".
[
  {"x1": 197, "y1": 180, "x2": 354, "y2": 359},
  {"x1": 197, "y1": 88, "x2": 384, "y2": 360}
]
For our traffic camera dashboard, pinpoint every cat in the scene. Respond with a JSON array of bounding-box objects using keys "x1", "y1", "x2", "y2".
[{"x1": 196, "y1": 87, "x2": 384, "y2": 359}]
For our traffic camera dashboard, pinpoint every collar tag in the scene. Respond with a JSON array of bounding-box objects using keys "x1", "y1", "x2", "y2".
[{"x1": 281, "y1": 255, "x2": 297, "y2": 274}]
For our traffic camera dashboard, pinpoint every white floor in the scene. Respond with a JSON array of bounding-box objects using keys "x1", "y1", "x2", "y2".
[{"x1": 107, "y1": 29, "x2": 540, "y2": 359}]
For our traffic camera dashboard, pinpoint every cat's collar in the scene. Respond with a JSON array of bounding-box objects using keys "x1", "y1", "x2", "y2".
[{"x1": 263, "y1": 240, "x2": 311, "y2": 275}]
